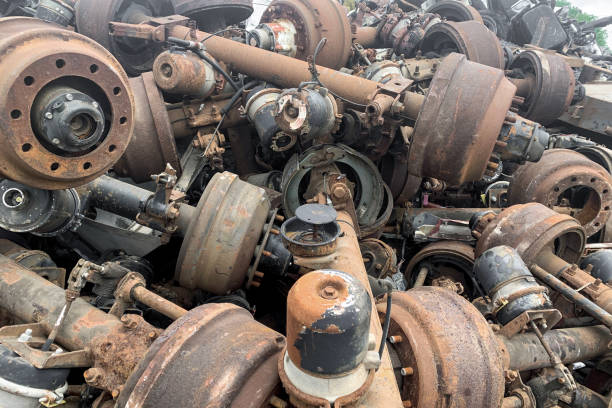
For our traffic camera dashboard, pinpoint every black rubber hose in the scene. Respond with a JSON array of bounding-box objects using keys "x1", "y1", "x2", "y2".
[
  {"x1": 222, "y1": 80, "x2": 259, "y2": 115},
  {"x1": 378, "y1": 283, "x2": 393, "y2": 360},
  {"x1": 195, "y1": 49, "x2": 239, "y2": 91}
]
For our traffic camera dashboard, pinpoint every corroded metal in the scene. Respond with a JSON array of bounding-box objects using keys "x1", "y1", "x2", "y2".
[
  {"x1": 475, "y1": 203, "x2": 586, "y2": 265},
  {"x1": 75, "y1": 0, "x2": 174, "y2": 75},
  {"x1": 426, "y1": 0, "x2": 483, "y2": 23},
  {"x1": 260, "y1": 0, "x2": 352, "y2": 69},
  {"x1": 408, "y1": 53, "x2": 516, "y2": 184},
  {"x1": 508, "y1": 50, "x2": 575, "y2": 125},
  {"x1": 380, "y1": 287, "x2": 505, "y2": 408},
  {"x1": 508, "y1": 149, "x2": 612, "y2": 237},
  {"x1": 176, "y1": 172, "x2": 270, "y2": 294},
  {"x1": 114, "y1": 72, "x2": 180, "y2": 183},
  {"x1": 159, "y1": 23, "x2": 425, "y2": 119},
  {"x1": 152, "y1": 49, "x2": 223, "y2": 98},
  {"x1": 0, "y1": 255, "x2": 157, "y2": 393},
  {"x1": 0, "y1": 18, "x2": 134, "y2": 190},
  {"x1": 294, "y1": 210, "x2": 404, "y2": 407},
  {"x1": 118, "y1": 303, "x2": 285, "y2": 408},
  {"x1": 360, "y1": 238, "x2": 398, "y2": 279},
  {"x1": 500, "y1": 325, "x2": 612, "y2": 371},
  {"x1": 421, "y1": 21, "x2": 505, "y2": 69},
  {"x1": 404, "y1": 240, "x2": 475, "y2": 292}
]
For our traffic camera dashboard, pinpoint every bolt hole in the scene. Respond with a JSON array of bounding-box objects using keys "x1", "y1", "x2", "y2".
[
  {"x1": 24, "y1": 76, "x2": 34, "y2": 86},
  {"x1": 119, "y1": 117, "x2": 127, "y2": 124},
  {"x1": 21, "y1": 143, "x2": 32, "y2": 152},
  {"x1": 591, "y1": 178, "x2": 596, "y2": 183},
  {"x1": 56, "y1": 59, "x2": 65, "y2": 69},
  {"x1": 10, "y1": 110, "x2": 21, "y2": 119},
  {"x1": 571, "y1": 177, "x2": 577, "y2": 182},
  {"x1": 604, "y1": 190, "x2": 609, "y2": 194},
  {"x1": 83, "y1": 162, "x2": 91, "y2": 170},
  {"x1": 595, "y1": 222, "x2": 601, "y2": 227},
  {"x1": 554, "y1": 187, "x2": 560, "y2": 192},
  {"x1": 160, "y1": 63, "x2": 173, "y2": 78},
  {"x1": 50, "y1": 163, "x2": 59, "y2": 171},
  {"x1": 90, "y1": 64, "x2": 99, "y2": 73},
  {"x1": 109, "y1": 144, "x2": 116, "y2": 152},
  {"x1": 606, "y1": 206, "x2": 610, "y2": 211},
  {"x1": 113, "y1": 87, "x2": 121, "y2": 95}
]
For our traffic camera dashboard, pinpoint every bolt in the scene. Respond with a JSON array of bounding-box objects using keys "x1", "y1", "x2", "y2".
[
  {"x1": 120, "y1": 314, "x2": 139, "y2": 329},
  {"x1": 45, "y1": 112, "x2": 53, "y2": 120},
  {"x1": 400, "y1": 366, "x2": 414, "y2": 376},
  {"x1": 389, "y1": 335, "x2": 403, "y2": 344},
  {"x1": 92, "y1": 102, "x2": 99, "y2": 109},
  {"x1": 65, "y1": 93, "x2": 74, "y2": 101},
  {"x1": 321, "y1": 285, "x2": 338, "y2": 299},
  {"x1": 52, "y1": 138, "x2": 61, "y2": 145},
  {"x1": 332, "y1": 185, "x2": 347, "y2": 200},
  {"x1": 84, "y1": 368, "x2": 102, "y2": 384}
]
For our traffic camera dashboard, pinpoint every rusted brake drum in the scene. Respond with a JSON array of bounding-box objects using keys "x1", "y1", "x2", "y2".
[
  {"x1": 176, "y1": 172, "x2": 270, "y2": 295},
  {"x1": 0, "y1": 18, "x2": 134, "y2": 190},
  {"x1": 408, "y1": 53, "x2": 515, "y2": 185},
  {"x1": 114, "y1": 73, "x2": 181, "y2": 183},
  {"x1": 508, "y1": 149, "x2": 612, "y2": 237},
  {"x1": 404, "y1": 240, "x2": 476, "y2": 294},
  {"x1": 420, "y1": 21, "x2": 505, "y2": 69},
  {"x1": 260, "y1": 0, "x2": 352, "y2": 70},
  {"x1": 75, "y1": 0, "x2": 174, "y2": 75},
  {"x1": 426, "y1": 1, "x2": 484, "y2": 23},
  {"x1": 475, "y1": 203, "x2": 586, "y2": 266},
  {"x1": 508, "y1": 50, "x2": 575, "y2": 125},
  {"x1": 379, "y1": 287, "x2": 505, "y2": 408},
  {"x1": 118, "y1": 303, "x2": 285, "y2": 408}
]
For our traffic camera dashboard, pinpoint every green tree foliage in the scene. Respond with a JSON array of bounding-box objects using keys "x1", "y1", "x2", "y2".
[{"x1": 556, "y1": 0, "x2": 609, "y2": 49}]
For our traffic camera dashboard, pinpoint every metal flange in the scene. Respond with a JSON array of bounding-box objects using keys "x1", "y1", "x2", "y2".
[{"x1": 0, "y1": 18, "x2": 134, "y2": 189}]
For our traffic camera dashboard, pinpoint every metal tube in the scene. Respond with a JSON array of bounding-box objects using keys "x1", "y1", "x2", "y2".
[
  {"x1": 0, "y1": 255, "x2": 124, "y2": 351},
  {"x1": 354, "y1": 27, "x2": 378, "y2": 48},
  {"x1": 131, "y1": 285, "x2": 187, "y2": 320},
  {"x1": 500, "y1": 325, "x2": 611, "y2": 371},
  {"x1": 413, "y1": 266, "x2": 429, "y2": 287},
  {"x1": 164, "y1": 25, "x2": 425, "y2": 120},
  {"x1": 83, "y1": 176, "x2": 196, "y2": 236},
  {"x1": 84, "y1": 175, "x2": 153, "y2": 220},
  {"x1": 501, "y1": 396, "x2": 523, "y2": 408},
  {"x1": 530, "y1": 264, "x2": 612, "y2": 330},
  {"x1": 507, "y1": 76, "x2": 535, "y2": 99}
]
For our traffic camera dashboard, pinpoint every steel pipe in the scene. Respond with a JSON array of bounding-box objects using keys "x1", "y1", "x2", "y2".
[{"x1": 501, "y1": 325, "x2": 611, "y2": 371}]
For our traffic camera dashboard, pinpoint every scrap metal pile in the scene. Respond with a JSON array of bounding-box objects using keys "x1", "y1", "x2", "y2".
[{"x1": 0, "y1": 0, "x2": 612, "y2": 407}]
